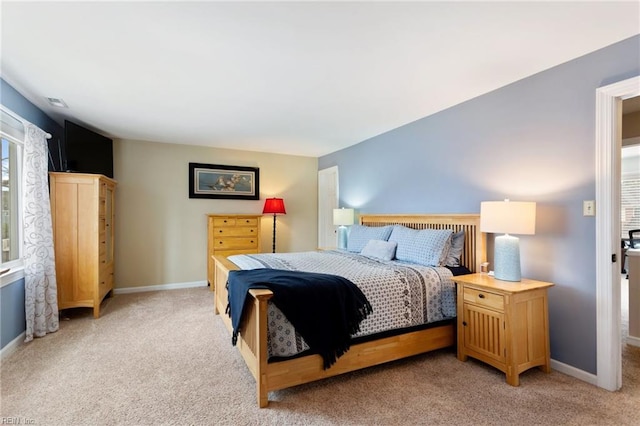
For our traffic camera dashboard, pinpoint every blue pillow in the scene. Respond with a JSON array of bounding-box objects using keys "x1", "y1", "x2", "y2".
[
  {"x1": 360, "y1": 239, "x2": 397, "y2": 261},
  {"x1": 445, "y1": 230, "x2": 465, "y2": 267},
  {"x1": 388, "y1": 226, "x2": 453, "y2": 266},
  {"x1": 347, "y1": 225, "x2": 394, "y2": 253}
]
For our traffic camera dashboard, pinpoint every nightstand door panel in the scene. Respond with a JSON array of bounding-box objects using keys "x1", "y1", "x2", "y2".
[
  {"x1": 511, "y1": 293, "x2": 549, "y2": 368},
  {"x1": 463, "y1": 303, "x2": 506, "y2": 363}
]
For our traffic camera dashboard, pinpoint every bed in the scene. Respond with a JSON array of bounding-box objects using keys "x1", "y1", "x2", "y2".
[{"x1": 213, "y1": 214, "x2": 486, "y2": 407}]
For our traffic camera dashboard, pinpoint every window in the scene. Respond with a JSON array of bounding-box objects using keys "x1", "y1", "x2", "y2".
[
  {"x1": 621, "y1": 145, "x2": 640, "y2": 239},
  {"x1": 2, "y1": 137, "x2": 21, "y2": 262},
  {"x1": 0, "y1": 106, "x2": 25, "y2": 277}
]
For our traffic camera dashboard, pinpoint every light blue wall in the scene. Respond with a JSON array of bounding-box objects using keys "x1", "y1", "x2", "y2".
[
  {"x1": 0, "y1": 78, "x2": 62, "y2": 350},
  {"x1": 0, "y1": 278, "x2": 25, "y2": 348},
  {"x1": 319, "y1": 35, "x2": 640, "y2": 374}
]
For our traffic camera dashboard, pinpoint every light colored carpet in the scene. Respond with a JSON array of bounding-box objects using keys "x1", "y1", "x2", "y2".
[{"x1": 1, "y1": 286, "x2": 638, "y2": 426}]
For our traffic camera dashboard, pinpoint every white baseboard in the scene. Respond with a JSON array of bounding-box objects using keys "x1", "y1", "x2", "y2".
[
  {"x1": 550, "y1": 358, "x2": 597, "y2": 386},
  {"x1": 113, "y1": 280, "x2": 208, "y2": 295},
  {"x1": 626, "y1": 335, "x2": 640, "y2": 347},
  {"x1": 1, "y1": 332, "x2": 25, "y2": 360}
]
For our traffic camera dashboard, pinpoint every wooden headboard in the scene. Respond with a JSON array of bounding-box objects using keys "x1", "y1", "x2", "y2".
[{"x1": 359, "y1": 214, "x2": 486, "y2": 273}]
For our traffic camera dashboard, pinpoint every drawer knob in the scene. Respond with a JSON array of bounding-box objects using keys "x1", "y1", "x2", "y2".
[
  {"x1": 478, "y1": 294, "x2": 485, "y2": 299},
  {"x1": 462, "y1": 321, "x2": 467, "y2": 327}
]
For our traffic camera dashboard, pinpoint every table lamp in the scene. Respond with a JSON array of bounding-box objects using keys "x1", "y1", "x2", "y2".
[
  {"x1": 480, "y1": 199, "x2": 536, "y2": 282},
  {"x1": 263, "y1": 197, "x2": 286, "y2": 253},
  {"x1": 333, "y1": 208, "x2": 354, "y2": 250}
]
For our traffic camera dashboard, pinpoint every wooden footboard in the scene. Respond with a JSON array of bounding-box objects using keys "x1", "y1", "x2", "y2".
[
  {"x1": 212, "y1": 213, "x2": 485, "y2": 407},
  {"x1": 214, "y1": 254, "x2": 454, "y2": 407},
  {"x1": 214, "y1": 255, "x2": 272, "y2": 406}
]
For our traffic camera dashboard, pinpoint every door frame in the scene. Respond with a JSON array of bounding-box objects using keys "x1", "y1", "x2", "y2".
[
  {"x1": 595, "y1": 75, "x2": 640, "y2": 391},
  {"x1": 318, "y1": 166, "x2": 339, "y2": 248}
]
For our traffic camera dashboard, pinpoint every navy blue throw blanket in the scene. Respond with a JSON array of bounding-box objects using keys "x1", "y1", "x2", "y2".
[{"x1": 226, "y1": 268, "x2": 373, "y2": 369}]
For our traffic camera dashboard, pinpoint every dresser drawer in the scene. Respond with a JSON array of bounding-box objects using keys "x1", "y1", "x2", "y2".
[
  {"x1": 215, "y1": 249, "x2": 259, "y2": 257},
  {"x1": 463, "y1": 287, "x2": 504, "y2": 311},
  {"x1": 213, "y1": 217, "x2": 259, "y2": 227},
  {"x1": 213, "y1": 227, "x2": 258, "y2": 237},
  {"x1": 214, "y1": 237, "x2": 259, "y2": 250}
]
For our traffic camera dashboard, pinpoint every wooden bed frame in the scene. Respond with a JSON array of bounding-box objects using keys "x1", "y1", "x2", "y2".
[{"x1": 213, "y1": 214, "x2": 486, "y2": 407}]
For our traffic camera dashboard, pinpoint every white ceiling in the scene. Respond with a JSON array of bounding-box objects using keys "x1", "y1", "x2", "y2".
[{"x1": 2, "y1": 1, "x2": 639, "y2": 157}]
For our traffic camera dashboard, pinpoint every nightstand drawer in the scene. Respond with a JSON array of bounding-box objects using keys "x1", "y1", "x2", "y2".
[{"x1": 463, "y1": 287, "x2": 504, "y2": 311}]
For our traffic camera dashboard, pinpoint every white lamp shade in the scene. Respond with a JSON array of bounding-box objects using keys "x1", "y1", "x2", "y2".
[
  {"x1": 333, "y1": 208, "x2": 355, "y2": 226},
  {"x1": 480, "y1": 201, "x2": 536, "y2": 235}
]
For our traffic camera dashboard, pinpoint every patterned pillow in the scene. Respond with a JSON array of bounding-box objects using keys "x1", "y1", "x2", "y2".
[
  {"x1": 389, "y1": 226, "x2": 453, "y2": 266},
  {"x1": 360, "y1": 239, "x2": 398, "y2": 261},
  {"x1": 347, "y1": 225, "x2": 394, "y2": 253},
  {"x1": 445, "y1": 230, "x2": 465, "y2": 267}
]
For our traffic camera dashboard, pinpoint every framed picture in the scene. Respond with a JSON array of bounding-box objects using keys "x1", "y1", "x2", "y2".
[{"x1": 188, "y1": 163, "x2": 259, "y2": 200}]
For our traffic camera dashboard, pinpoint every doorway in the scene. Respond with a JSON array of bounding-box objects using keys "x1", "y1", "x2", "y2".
[
  {"x1": 318, "y1": 166, "x2": 339, "y2": 249},
  {"x1": 595, "y1": 76, "x2": 640, "y2": 391},
  {"x1": 621, "y1": 110, "x2": 640, "y2": 350}
]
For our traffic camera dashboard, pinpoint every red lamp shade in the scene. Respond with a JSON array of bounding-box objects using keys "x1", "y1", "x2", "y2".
[{"x1": 262, "y1": 198, "x2": 286, "y2": 215}]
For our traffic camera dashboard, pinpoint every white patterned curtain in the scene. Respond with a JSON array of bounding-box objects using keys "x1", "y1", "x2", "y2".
[{"x1": 23, "y1": 124, "x2": 58, "y2": 342}]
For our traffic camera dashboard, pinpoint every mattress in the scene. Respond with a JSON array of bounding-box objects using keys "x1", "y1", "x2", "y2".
[{"x1": 228, "y1": 250, "x2": 457, "y2": 359}]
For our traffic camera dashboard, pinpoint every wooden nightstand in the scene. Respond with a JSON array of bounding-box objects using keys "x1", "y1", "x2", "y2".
[{"x1": 453, "y1": 273, "x2": 554, "y2": 386}]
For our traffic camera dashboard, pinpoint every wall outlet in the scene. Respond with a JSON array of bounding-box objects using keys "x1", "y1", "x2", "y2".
[{"x1": 583, "y1": 200, "x2": 596, "y2": 216}]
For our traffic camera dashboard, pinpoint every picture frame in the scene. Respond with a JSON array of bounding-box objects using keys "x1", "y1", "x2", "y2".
[{"x1": 188, "y1": 163, "x2": 259, "y2": 200}]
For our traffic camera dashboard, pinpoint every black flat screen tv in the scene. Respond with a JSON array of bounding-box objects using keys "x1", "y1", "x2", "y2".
[{"x1": 63, "y1": 120, "x2": 114, "y2": 178}]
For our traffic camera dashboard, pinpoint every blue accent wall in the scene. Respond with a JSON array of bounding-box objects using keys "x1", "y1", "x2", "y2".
[
  {"x1": 319, "y1": 35, "x2": 640, "y2": 374},
  {"x1": 1, "y1": 79, "x2": 62, "y2": 140},
  {"x1": 0, "y1": 278, "x2": 26, "y2": 348},
  {"x1": 1, "y1": 78, "x2": 62, "y2": 350}
]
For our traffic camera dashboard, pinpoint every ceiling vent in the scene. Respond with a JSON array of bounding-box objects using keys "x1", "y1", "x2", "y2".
[{"x1": 46, "y1": 97, "x2": 68, "y2": 108}]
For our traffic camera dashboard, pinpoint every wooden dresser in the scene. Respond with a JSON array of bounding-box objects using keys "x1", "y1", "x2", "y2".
[
  {"x1": 453, "y1": 273, "x2": 553, "y2": 386},
  {"x1": 49, "y1": 172, "x2": 116, "y2": 318},
  {"x1": 207, "y1": 214, "x2": 260, "y2": 288}
]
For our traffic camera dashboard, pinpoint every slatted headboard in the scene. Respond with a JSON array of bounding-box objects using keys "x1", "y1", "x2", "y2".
[{"x1": 359, "y1": 214, "x2": 486, "y2": 273}]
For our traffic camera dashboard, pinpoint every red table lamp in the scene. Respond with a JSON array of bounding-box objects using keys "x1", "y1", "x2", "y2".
[{"x1": 263, "y1": 198, "x2": 286, "y2": 253}]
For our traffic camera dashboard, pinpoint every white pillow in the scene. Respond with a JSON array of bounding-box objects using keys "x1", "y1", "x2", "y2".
[{"x1": 360, "y1": 239, "x2": 397, "y2": 261}]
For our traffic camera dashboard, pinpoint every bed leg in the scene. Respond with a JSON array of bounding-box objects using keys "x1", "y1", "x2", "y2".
[
  {"x1": 255, "y1": 293, "x2": 270, "y2": 407},
  {"x1": 258, "y1": 380, "x2": 269, "y2": 408}
]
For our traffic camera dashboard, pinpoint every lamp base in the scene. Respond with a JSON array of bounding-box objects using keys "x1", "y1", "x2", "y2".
[
  {"x1": 494, "y1": 234, "x2": 521, "y2": 282},
  {"x1": 337, "y1": 226, "x2": 348, "y2": 250}
]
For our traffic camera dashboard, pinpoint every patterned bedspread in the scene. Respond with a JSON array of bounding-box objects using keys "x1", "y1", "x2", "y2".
[{"x1": 228, "y1": 250, "x2": 456, "y2": 359}]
